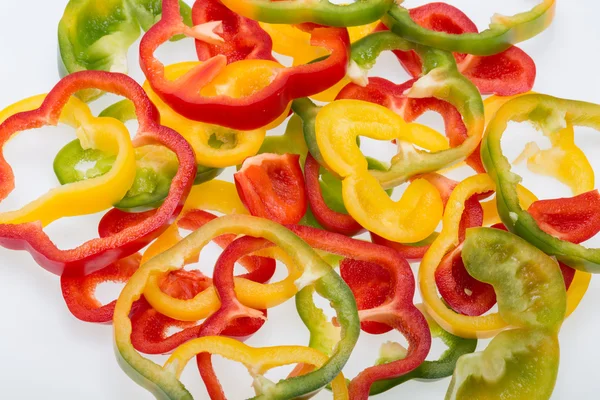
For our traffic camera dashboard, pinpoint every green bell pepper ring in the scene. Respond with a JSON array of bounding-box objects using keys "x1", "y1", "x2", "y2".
[
  {"x1": 482, "y1": 93, "x2": 600, "y2": 272},
  {"x1": 58, "y1": 0, "x2": 192, "y2": 101},
  {"x1": 446, "y1": 328, "x2": 560, "y2": 400},
  {"x1": 382, "y1": 0, "x2": 556, "y2": 56},
  {"x1": 113, "y1": 214, "x2": 359, "y2": 399},
  {"x1": 218, "y1": 0, "x2": 393, "y2": 27}
]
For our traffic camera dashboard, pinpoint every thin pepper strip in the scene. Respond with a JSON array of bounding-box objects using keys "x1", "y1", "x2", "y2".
[
  {"x1": 113, "y1": 214, "x2": 359, "y2": 399},
  {"x1": 140, "y1": 0, "x2": 350, "y2": 130},
  {"x1": 0, "y1": 71, "x2": 196, "y2": 276},
  {"x1": 382, "y1": 0, "x2": 556, "y2": 56},
  {"x1": 482, "y1": 93, "x2": 600, "y2": 272}
]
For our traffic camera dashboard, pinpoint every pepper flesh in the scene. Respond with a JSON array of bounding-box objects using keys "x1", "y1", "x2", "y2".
[
  {"x1": 0, "y1": 71, "x2": 196, "y2": 276},
  {"x1": 139, "y1": 0, "x2": 350, "y2": 130}
]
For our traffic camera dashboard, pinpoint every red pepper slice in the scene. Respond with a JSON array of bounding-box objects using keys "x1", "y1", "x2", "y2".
[
  {"x1": 0, "y1": 71, "x2": 196, "y2": 277},
  {"x1": 61, "y1": 253, "x2": 143, "y2": 323},
  {"x1": 337, "y1": 77, "x2": 485, "y2": 173},
  {"x1": 379, "y1": 2, "x2": 536, "y2": 96},
  {"x1": 304, "y1": 153, "x2": 363, "y2": 236},
  {"x1": 140, "y1": 0, "x2": 350, "y2": 130},
  {"x1": 235, "y1": 153, "x2": 307, "y2": 225},
  {"x1": 192, "y1": 0, "x2": 275, "y2": 63},
  {"x1": 527, "y1": 190, "x2": 600, "y2": 244}
]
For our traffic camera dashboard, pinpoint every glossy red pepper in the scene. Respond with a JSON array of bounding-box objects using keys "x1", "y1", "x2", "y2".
[
  {"x1": 140, "y1": 0, "x2": 350, "y2": 130},
  {"x1": 304, "y1": 153, "x2": 363, "y2": 236},
  {"x1": 235, "y1": 153, "x2": 307, "y2": 225},
  {"x1": 379, "y1": 3, "x2": 536, "y2": 96},
  {"x1": 192, "y1": 0, "x2": 275, "y2": 63},
  {"x1": 0, "y1": 71, "x2": 196, "y2": 277},
  {"x1": 337, "y1": 77, "x2": 485, "y2": 174}
]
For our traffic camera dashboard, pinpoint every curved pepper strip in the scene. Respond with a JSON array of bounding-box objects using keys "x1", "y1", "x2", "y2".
[
  {"x1": 371, "y1": 173, "x2": 483, "y2": 261},
  {"x1": 193, "y1": 0, "x2": 275, "y2": 63},
  {"x1": 369, "y1": 308, "x2": 477, "y2": 395},
  {"x1": 259, "y1": 22, "x2": 378, "y2": 102},
  {"x1": 235, "y1": 153, "x2": 307, "y2": 225},
  {"x1": 258, "y1": 114, "x2": 308, "y2": 165},
  {"x1": 316, "y1": 99, "x2": 444, "y2": 243},
  {"x1": 0, "y1": 94, "x2": 136, "y2": 225},
  {"x1": 165, "y1": 337, "x2": 348, "y2": 399},
  {"x1": 481, "y1": 93, "x2": 600, "y2": 272},
  {"x1": 113, "y1": 214, "x2": 359, "y2": 400},
  {"x1": 382, "y1": 0, "x2": 556, "y2": 56},
  {"x1": 0, "y1": 71, "x2": 196, "y2": 277},
  {"x1": 381, "y1": 3, "x2": 536, "y2": 96},
  {"x1": 58, "y1": 0, "x2": 192, "y2": 101},
  {"x1": 218, "y1": 0, "x2": 392, "y2": 27},
  {"x1": 446, "y1": 227, "x2": 565, "y2": 400},
  {"x1": 484, "y1": 93, "x2": 595, "y2": 196},
  {"x1": 332, "y1": 31, "x2": 485, "y2": 189},
  {"x1": 140, "y1": 0, "x2": 350, "y2": 130},
  {"x1": 281, "y1": 225, "x2": 431, "y2": 399}
]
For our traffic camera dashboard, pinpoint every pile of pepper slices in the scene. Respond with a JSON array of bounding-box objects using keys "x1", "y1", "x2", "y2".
[{"x1": 2, "y1": 0, "x2": 599, "y2": 398}]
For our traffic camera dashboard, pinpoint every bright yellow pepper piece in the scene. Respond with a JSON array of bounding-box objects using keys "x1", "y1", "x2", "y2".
[
  {"x1": 142, "y1": 180, "x2": 302, "y2": 322},
  {"x1": 316, "y1": 99, "x2": 443, "y2": 243},
  {"x1": 165, "y1": 336, "x2": 348, "y2": 399},
  {"x1": 0, "y1": 94, "x2": 136, "y2": 226}
]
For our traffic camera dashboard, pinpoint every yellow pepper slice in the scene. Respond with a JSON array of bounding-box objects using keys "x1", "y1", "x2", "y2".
[
  {"x1": 316, "y1": 99, "x2": 443, "y2": 243},
  {"x1": 164, "y1": 336, "x2": 348, "y2": 399},
  {"x1": 142, "y1": 180, "x2": 302, "y2": 321},
  {"x1": 0, "y1": 94, "x2": 136, "y2": 226}
]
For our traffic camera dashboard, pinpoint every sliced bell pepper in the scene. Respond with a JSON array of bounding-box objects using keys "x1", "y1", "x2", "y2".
[
  {"x1": 446, "y1": 227, "x2": 566, "y2": 399},
  {"x1": 380, "y1": 3, "x2": 536, "y2": 96},
  {"x1": 446, "y1": 328, "x2": 559, "y2": 400},
  {"x1": 481, "y1": 93, "x2": 600, "y2": 271},
  {"x1": 58, "y1": 0, "x2": 192, "y2": 101},
  {"x1": 484, "y1": 93, "x2": 595, "y2": 196},
  {"x1": 0, "y1": 71, "x2": 196, "y2": 276},
  {"x1": 369, "y1": 308, "x2": 477, "y2": 395},
  {"x1": 140, "y1": 0, "x2": 350, "y2": 130},
  {"x1": 259, "y1": 22, "x2": 378, "y2": 102},
  {"x1": 234, "y1": 153, "x2": 307, "y2": 225},
  {"x1": 193, "y1": 0, "x2": 275, "y2": 63},
  {"x1": 218, "y1": 0, "x2": 393, "y2": 27},
  {"x1": 258, "y1": 114, "x2": 308, "y2": 165},
  {"x1": 382, "y1": 0, "x2": 556, "y2": 56},
  {"x1": 113, "y1": 214, "x2": 359, "y2": 399},
  {"x1": 331, "y1": 31, "x2": 485, "y2": 189}
]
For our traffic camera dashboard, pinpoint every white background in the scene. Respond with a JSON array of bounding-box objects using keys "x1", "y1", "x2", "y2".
[{"x1": 1, "y1": 0, "x2": 600, "y2": 399}]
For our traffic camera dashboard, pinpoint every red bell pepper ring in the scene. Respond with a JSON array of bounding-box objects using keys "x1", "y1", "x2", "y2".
[
  {"x1": 0, "y1": 71, "x2": 196, "y2": 277},
  {"x1": 527, "y1": 190, "x2": 600, "y2": 244},
  {"x1": 371, "y1": 173, "x2": 483, "y2": 261},
  {"x1": 235, "y1": 153, "x2": 307, "y2": 225},
  {"x1": 304, "y1": 153, "x2": 363, "y2": 236},
  {"x1": 61, "y1": 253, "x2": 143, "y2": 323},
  {"x1": 337, "y1": 76, "x2": 485, "y2": 173},
  {"x1": 140, "y1": 0, "x2": 350, "y2": 130},
  {"x1": 379, "y1": 2, "x2": 536, "y2": 96},
  {"x1": 192, "y1": 0, "x2": 275, "y2": 63}
]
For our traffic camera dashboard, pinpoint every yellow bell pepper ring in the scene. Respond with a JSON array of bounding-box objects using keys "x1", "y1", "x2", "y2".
[{"x1": 315, "y1": 99, "x2": 443, "y2": 243}]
